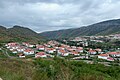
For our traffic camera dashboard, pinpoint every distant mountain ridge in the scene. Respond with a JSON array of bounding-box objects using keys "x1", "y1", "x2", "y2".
[
  {"x1": 40, "y1": 19, "x2": 120, "y2": 39},
  {"x1": 0, "y1": 25, "x2": 45, "y2": 43}
]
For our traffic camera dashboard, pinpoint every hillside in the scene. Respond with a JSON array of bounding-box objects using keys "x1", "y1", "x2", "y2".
[
  {"x1": 40, "y1": 19, "x2": 120, "y2": 39},
  {"x1": 0, "y1": 58, "x2": 120, "y2": 80},
  {"x1": 0, "y1": 25, "x2": 45, "y2": 43}
]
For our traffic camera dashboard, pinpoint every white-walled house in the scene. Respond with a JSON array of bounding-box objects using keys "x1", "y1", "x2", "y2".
[
  {"x1": 108, "y1": 52, "x2": 120, "y2": 57},
  {"x1": 70, "y1": 51, "x2": 80, "y2": 56},
  {"x1": 23, "y1": 49, "x2": 34, "y2": 55},
  {"x1": 22, "y1": 42, "x2": 29, "y2": 47},
  {"x1": 35, "y1": 52, "x2": 47, "y2": 58},
  {"x1": 77, "y1": 47, "x2": 83, "y2": 53},
  {"x1": 18, "y1": 54, "x2": 25, "y2": 58},
  {"x1": 45, "y1": 48, "x2": 56, "y2": 53},
  {"x1": 6, "y1": 42, "x2": 19, "y2": 49},
  {"x1": 95, "y1": 48, "x2": 102, "y2": 54},
  {"x1": 7, "y1": 42, "x2": 18, "y2": 46},
  {"x1": 37, "y1": 45, "x2": 45, "y2": 50},
  {"x1": 88, "y1": 50, "x2": 97, "y2": 55},
  {"x1": 12, "y1": 50, "x2": 18, "y2": 54},
  {"x1": 98, "y1": 54, "x2": 109, "y2": 60},
  {"x1": 28, "y1": 44, "x2": 35, "y2": 48},
  {"x1": 107, "y1": 57, "x2": 114, "y2": 61},
  {"x1": 17, "y1": 47, "x2": 25, "y2": 52},
  {"x1": 98, "y1": 52, "x2": 116, "y2": 61},
  {"x1": 9, "y1": 48, "x2": 14, "y2": 51},
  {"x1": 58, "y1": 49, "x2": 69, "y2": 56}
]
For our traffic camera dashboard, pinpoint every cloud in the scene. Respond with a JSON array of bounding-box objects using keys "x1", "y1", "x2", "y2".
[{"x1": 0, "y1": 0, "x2": 120, "y2": 32}]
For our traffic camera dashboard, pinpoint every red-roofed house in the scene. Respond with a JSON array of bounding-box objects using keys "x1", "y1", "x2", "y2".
[
  {"x1": 70, "y1": 51, "x2": 80, "y2": 56},
  {"x1": 17, "y1": 47, "x2": 25, "y2": 52},
  {"x1": 98, "y1": 54, "x2": 109, "y2": 60},
  {"x1": 45, "y1": 48, "x2": 56, "y2": 53},
  {"x1": 35, "y1": 52, "x2": 47, "y2": 58},
  {"x1": 58, "y1": 49, "x2": 69, "y2": 56},
  {"x1": 107, "y1": 57, "x2": 114, "y2": 61},
  {"x1": 88, "y1": 50, "x2": 97, "y2": 55},
  {"x1": 6, "y1": 42, "x2": 19, "y2": 49},
  {"x1": 18, "y1": 54, "x2": 25, "y2": 58},
  {"x1": 108, "y1": 52, "x2": 120, "y2": 57},
  {"x1": 7, "y1": 42, "x2": 18, "y2": 46},
  {"x1": 22, "y1": 42, "x2": 35, "y2": 47},
  {"x1": 22, "y1": 42, "x2": 29, "y2": 47},
  {"x1": 23, "y1": 49, "x2": 34, "y2": 55},
  {"x1": 95, "y1": 48, "x2": 102, "y2": 53},
  {"x1": 37, "y1": 45, "x2": 45, "y2": 50},
  {"x1": 77, "y1": 47, "x2": 83, "y2": 53}
]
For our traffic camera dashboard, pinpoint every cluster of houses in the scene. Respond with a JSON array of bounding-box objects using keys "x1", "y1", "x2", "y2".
[
  {"x1": 37, "y1": 41, "x2": 83, "y2": 56},
  {"x1": 5, "y1": 42, "x2": 50, "y2": 58},
  {"x1": 4, "y1": 40, "x2": 120, "y2": 62},
  {"x1": 98, "y1": 52, "x2": 120, "y2": 61},
  {"x1": 71, "y1": 34, "x2": 120, "y2": 44},
  {"x1": 6, "y1": 42, "x2": 33, "y2": 58},
  {"x1": 5, "y1": 41, "x2": 84, "y2": 58},
  {"x1": 88, "y1": 34, "x2": 120, "y2": 40}
]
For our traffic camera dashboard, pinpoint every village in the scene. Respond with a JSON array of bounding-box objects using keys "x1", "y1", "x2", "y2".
[{"x1": 0, "y1": 35, "x2": 120, "y2": 66}]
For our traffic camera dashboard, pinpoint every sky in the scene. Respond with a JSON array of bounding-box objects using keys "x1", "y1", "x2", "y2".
[{"x1": 0, "y1": 0, "x2": 120, "y2": 32}]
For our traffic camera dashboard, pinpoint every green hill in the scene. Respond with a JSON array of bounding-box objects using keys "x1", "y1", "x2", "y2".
[
  {"x1": 0, "y1": 25, "x2": 45, "y2": 43},
  {"x1": 40, "y1": 19, "x2": 120, "y2": 39}
]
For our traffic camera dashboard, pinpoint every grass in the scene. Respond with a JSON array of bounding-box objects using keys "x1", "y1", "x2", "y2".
[
  {"x1": 0, "y1": 58, "x2": 34, "y2": 80},
  {"x1": 0, "y1": 57, "x2": 120, "y2": 80},
  {"x1": 0, "y1": 51, "x2": 7, "y2": 58}
]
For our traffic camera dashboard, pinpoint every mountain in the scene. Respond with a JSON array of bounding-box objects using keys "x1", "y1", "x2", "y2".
[
  {"x1": 40, "y1": 19, "x2": 120, "y2": 39},
  {"x1": 0, "y1": 25, "x2": 45, "y2": 43}
]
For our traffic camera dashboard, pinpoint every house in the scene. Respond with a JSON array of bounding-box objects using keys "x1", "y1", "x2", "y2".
[
  {"x1": 17, "y1": 47, "x2": 25, "y2": 52},
  {"x1": 7, "y1": 44, "x2": 19, "y2": 50},
  {"x1": 23, "y1": 49, "x2": 34, "y2": 55},
  {"x1": 59, "y1": 46, "x2": 65, "y2": 50},
  {"x1": 12, "y1": 45, "x2": 19, "y2": 50},
  {"x1": 98, "y1": 53, "x2": 115, "y2": 61},
  {"x1": 28, "y1": 44, "x2": 35, "y2": 48},
  {"x1": 70, "y1": 51, "x2": 80, "y2": 56},
  {"x1": 12, "y1": 50, "x2": 18, "y2": 54},
  {"x1": 58, "y1": 49, "x2": 69, "y2": 56},
  {"x1": 98, "y1": 54, "x2": 109, "y2": 60},
  {"x1": 95, "y1": 48, "x2": 102, "y2": 54},
  {"x1": 6, "y1": 42, "x2": 19, "y2": 50},
  {"x1": 107, "y1": 57, "x2": 114, "y2": 61},
  {"x1": 35, "y1": 52, "x2": 47, "y2": 58},
  {"x1": 45, "y1": 48, "x2": 56, "y2": 53},
  {"x1": 9, "y1": 48, "x2": 14, "y2": 51},
  {"x1": 18, "y1": 54, "x2": 25, "y2": 58},
  {"x1": 22, "y1": 42, "x2": 35, "y2": 47},
  {"x1": 67, "y1": 47, "x2": 76, "y2": 52},
  {"x1": 7, "y1": 42, "x2": 18, "y2": 46},
  {"x1": 22, "y1": 42, "x2": 29, "y2": 47},
  {"x1": 77, "y1": 47, "x2": 83, "y2": 53},
  {"x1": 37, "y1": 45, "x2": 45, "y2": 50},
  {"x1": 88, "y1": 50, "x2": 97, "y2": 55},
  {"x1": 70, "y1": 46, "x2": 77, "y2": 51},
  {"x1": 108, "y1": 52, "x2": 120, "y2": 57}
]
